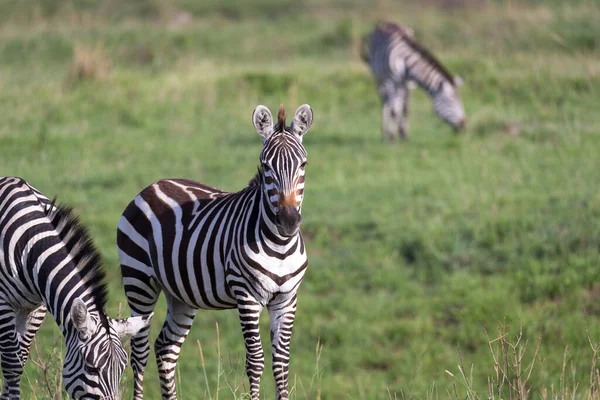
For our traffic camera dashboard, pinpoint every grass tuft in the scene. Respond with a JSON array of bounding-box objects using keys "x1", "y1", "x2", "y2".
[{"x1": 65, "y1": 45, "x2": 112, "y2": 87}]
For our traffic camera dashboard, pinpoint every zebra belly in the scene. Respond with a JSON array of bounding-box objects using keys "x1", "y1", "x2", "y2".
[
  {"x1": 0, "y1": 271, "x2": 41, "y2": 311},
  {"x1": 151, "y1": 255, "x2": 237, "y2": 310}
]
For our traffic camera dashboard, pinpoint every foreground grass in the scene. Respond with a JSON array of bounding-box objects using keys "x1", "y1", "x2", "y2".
[{"x1": 1, "y1": 0, "x2": 600, "y2": 398}]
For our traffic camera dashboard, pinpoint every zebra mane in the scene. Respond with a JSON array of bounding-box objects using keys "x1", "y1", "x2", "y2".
[
  {"x1": 248, "y1": 165, "x2": 263, "y2": 187},
  {"x1": 377, "y1": 21, "x2": 414, "y2": 37},
  {"x1": 44, "y1": 199, "x2": 109, "y2": 318},
  {"x1": 378, "y1": 21, "x2": 456, "y2": 86},
  {"x1": 274, "y1": 104, "x2": 286, "y2": 133}
]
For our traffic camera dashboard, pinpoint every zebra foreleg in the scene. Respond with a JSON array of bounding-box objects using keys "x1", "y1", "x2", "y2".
[
  {"x1": 16, "y1": 305, "x2": 47, "y2": 368},
  {"x1": 154, "y1": 294, "x2": 197, "y2": 400},
  {"x1": 0, "y1": 304, "x2": 23, "y2": 400},
  {"x1": 236, "y1": 293, "x2": 264, "y2": 400},
  {"x1": 268, "y1": 293, "x2": 298, "y2": 400}
]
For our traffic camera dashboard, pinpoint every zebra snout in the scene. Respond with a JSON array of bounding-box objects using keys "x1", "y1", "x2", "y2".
[
  {"x1": 456, "y1": 118, "x2": 466, "y2": 131},
  {"x1": 275, "y1": 207, "x2": 302, "y2": 237}
]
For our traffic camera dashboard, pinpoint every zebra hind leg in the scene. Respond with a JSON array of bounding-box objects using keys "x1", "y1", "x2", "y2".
[
  {"x1": 379, "y1": 82, "x2": 401, "y2": 142},
  {"x1": 123, "y1": 273, "x2": 161, "y2": 400},
  {"x1": 381, "y1": 102, "x2": 400, "y2": 143},
  {"x1": 399, "y1": 116, "x2": 409, "y2": 140},
  {"x1": 0, "y1": 303, "x2": 23, "y2": 399},
  {"x1": 154, "y1": 293, "x2": 197, "y2": 400},
  {"x1": 399, "y1": 83, "x2": 411, "y2": 140}
]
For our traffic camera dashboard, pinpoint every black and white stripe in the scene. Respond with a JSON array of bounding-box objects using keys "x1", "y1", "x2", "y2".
[
  {"x1": 117, "y1": 104, "x2": 314, "y2": 400},
  {"x1": 363, "y1": 21, "x2": 466, "y2": 140},
  {"x1": 0, "y1": 177, "x2": 151, "y2": 399}
]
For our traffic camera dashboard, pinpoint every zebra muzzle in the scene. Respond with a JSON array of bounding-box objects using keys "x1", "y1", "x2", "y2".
[{"x1": 275, "y1": 207, "x2": 302, "y2": 237}]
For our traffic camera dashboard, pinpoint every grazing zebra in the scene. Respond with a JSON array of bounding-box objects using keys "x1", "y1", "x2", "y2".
[
  {"x1": 362, "y1": 21, "x2": 466, "y2": 141},
  {"x1": 117, "y1": 104, "x2": 313, "y2": 400},
  {"x1": 0, "y1": 176, "x2": 152, "y2": 399}
]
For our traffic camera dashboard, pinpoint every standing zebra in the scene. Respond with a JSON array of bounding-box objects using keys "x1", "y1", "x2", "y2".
[
  {"x1": 0, "y1": 176, "x2": 152, "y2": 399},
  {"x1": 362, "y1": 21, "x2": 466, "y2": 141},
  {"x1": 117, "y1": 104, "x2": 313, "y2": 400}
]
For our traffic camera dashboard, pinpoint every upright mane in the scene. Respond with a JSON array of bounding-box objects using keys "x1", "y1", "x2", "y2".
[
  {"x1": 44, "y1": 200, "x2": 108, "y2": 317},
  {"x1": 378, "y1": 21, "x2": 456, "y2": 85},
  {"x1": 274, "y1": 103, "x2": 286, "y2": 133},
  {"x1": 248, "y1": 165, "x2": 263, "y2": 187}
]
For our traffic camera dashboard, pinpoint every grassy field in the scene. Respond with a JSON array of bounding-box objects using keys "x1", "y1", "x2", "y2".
[{"x1": 1, "y1": 0, "x2": 600, "y2": 398}]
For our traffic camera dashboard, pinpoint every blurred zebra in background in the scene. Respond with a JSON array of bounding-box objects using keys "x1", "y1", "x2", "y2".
[
  {"x1": 362, "y1": 21, "x2": 466, "y2": 141},
  {"x1": 0, "y1": 176, "x2": 151, "y2": 399},
  {"x1": 117, "y1": 104, "x2": 314, "y2": 400}
]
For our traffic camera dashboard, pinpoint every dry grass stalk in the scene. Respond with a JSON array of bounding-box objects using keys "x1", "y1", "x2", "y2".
[
  {"x1": 485, "y1": 321, "x2": 542, "y2": 400},
  {"x1": 30, "y1": 338, "x2": 63, "y2": 400},
  {"x1": 585, "y1": 310, "x2": 600, "y2": 400},
  {"x1": 197, "y1": 338, "x2": 212, "y2": 398}
]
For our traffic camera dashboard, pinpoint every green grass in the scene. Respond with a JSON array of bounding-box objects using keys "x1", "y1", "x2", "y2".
[{"x1": 1, "y1": 0, "x2": 600, "y2": 398}]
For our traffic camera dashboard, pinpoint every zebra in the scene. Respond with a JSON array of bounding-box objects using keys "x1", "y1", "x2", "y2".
[
  {"x1": 362, "y1": 21, "x2": 466, "y2": 141},
  {"x1": 116, "y1": 104, "x2": 313, "y2": 400},
  {"x1": 0, "y1": 176, "x2": 152, "y2": 399}
]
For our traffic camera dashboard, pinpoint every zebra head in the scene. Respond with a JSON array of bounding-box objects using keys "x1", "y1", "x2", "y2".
[
  {"x1": 253, "y1": 104, "x2": 313, "y2": 237},
  {"x1": 63, "y1": 298, "x2": 152, "y2": 399},
  {"x1": 433, "y1": 76, "x2": 466, "y2": 131}
]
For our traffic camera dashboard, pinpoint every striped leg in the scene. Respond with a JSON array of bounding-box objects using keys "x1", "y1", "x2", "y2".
[
  {"x1": 0, "y1": 303, "x2": 21, "y2": 400},
  {"x1": 154, "y1": 294, "x2": 197, "y2": 400},
  {"x1": 16, "y1": 305, "x2": 47, "y2": 368},
  {"x1": 380, "y1": 83, "x2": 406, "y2": 142},
  {"x1": 0, "y1": 304, "x2": 46, "y2": 399},
  {"x1": 124, "y1": 274, "x2": 161, "y2": 400},
  {"x1": 268, "y1": 294, "x2": 297, "y2": 400},
  {"x1": 236, "y1": 291, "x2": 264, "y2": 400},
  {"x1": 399, "y1": 83, "x2": 411, "y2": 140}
]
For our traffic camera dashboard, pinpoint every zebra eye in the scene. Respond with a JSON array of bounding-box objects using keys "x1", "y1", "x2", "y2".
[
  {"x1": 300, "y1": 162, "x2": 307, "y2": 168},
  {"x1": 84, "y1": 364, "x2": 99, "y2": 375}
]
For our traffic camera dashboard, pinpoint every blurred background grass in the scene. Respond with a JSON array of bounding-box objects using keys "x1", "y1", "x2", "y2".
[{"x1": 1, "y1": 0, "x2": 599, "y2": 398}]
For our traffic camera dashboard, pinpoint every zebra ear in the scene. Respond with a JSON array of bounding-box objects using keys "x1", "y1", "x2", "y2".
[
  {"x1": 402, "y1": 26, "x2": 415, "y2": 38},
  {"x1": 112, "y1": 313, "x2": 154, "y2": 338},
  {"x1": 291, "y1": 104, "x2": 313, "y2": 137},
  {"x1": 453, "y1": 75, "x2": 464, "y2": 88},
  {"x1": 70, "y1": 298, "x2": 93, "y2": 335},
  {"x1": 253, "y1": 105, "x2": 274, "y2": 139}
]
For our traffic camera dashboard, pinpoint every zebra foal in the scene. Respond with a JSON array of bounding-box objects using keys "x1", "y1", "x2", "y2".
[
  {"x1": 0, "y1": 177, "x2": 152, "y2": 399},
  {"x1": 117, "y1": 104, "x2": 314, "y2": 400},
  {"x1": 363, "y1": 21, "x2": 466, "y2": 141}
]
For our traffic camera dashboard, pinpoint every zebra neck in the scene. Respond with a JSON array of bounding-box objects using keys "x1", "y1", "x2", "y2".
[
  {"x1": 400, "y1": 34, "x2": 455, "y2": 96},
  {"x1": 407, "y1": 71, "x2": 444, "y2": 96}
]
